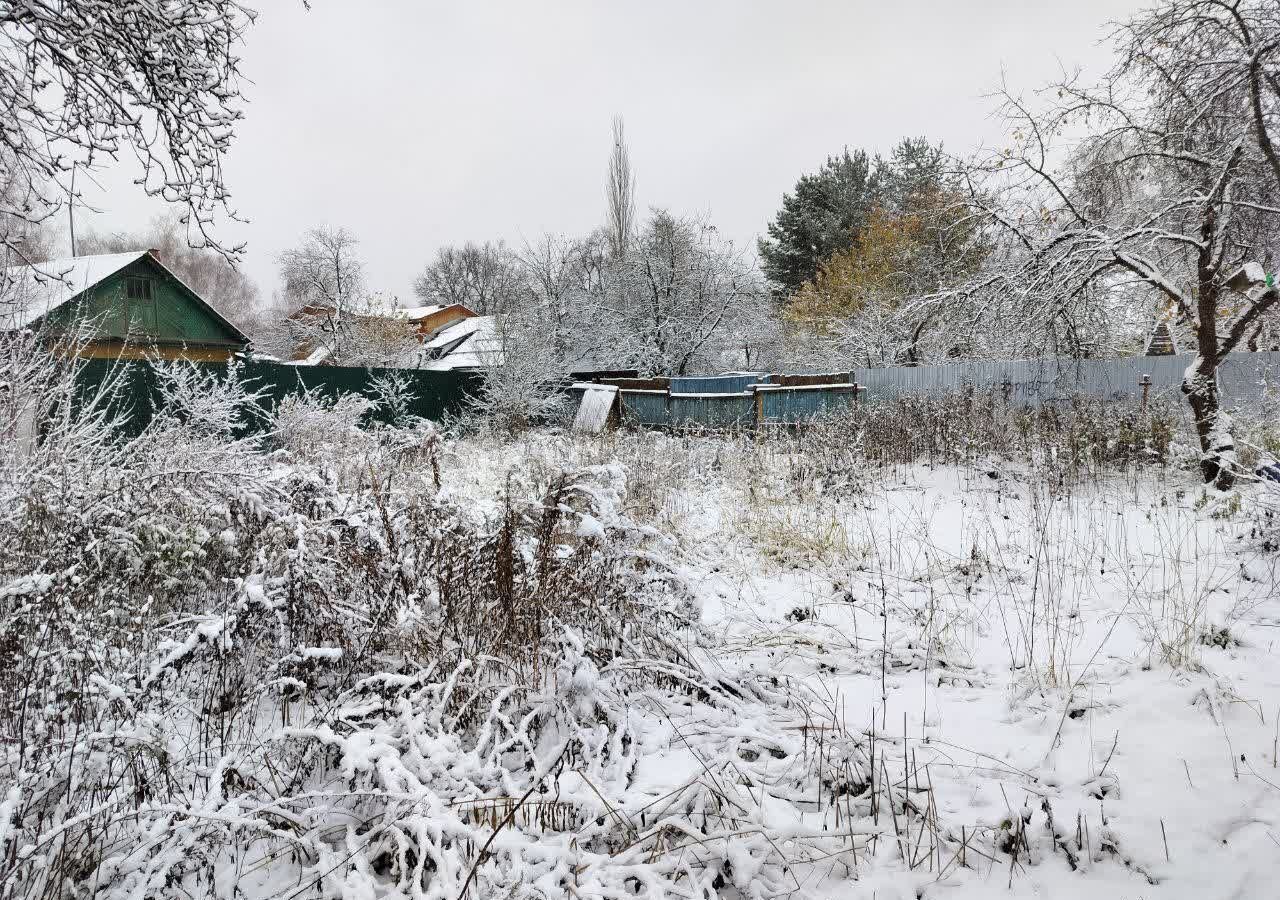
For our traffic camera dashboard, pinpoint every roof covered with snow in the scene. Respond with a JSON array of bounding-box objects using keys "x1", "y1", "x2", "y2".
[
  {"x1": 1, "y1": 251, "x2": 149, "y2": 329},
  {"x1": 390, "y1": 304, "x2": 445, "y2": 320},
  {"x1": 419, "y1": 315, "x2": 503, "y2": 370}
]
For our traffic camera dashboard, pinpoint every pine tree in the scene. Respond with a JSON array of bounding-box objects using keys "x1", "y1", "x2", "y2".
[
  {"x1": 783, "y1": 141, "x2": 988, "y2": 366},
  {"x1": 757, "y1": 149, "x2": 881, "y2": 296}
]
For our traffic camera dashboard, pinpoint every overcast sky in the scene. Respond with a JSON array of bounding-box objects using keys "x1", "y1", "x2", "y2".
[{"x1": 80, "y1": 0, "x2": 1146, "y2": 307}]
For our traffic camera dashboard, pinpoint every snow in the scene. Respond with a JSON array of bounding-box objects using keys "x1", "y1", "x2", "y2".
[
  {"x1": 575, "y1": 512, "x2": 606, "y2": 538},
  {"x1": 283, "y1": 345, "x2": 331, "y2": 366},
  {"x1": 297, "y1": 646, "x2": 343, "y2": 661},
  {"x1": 1, "y1": 251, "x2": 149, "y2": 329},
  {"x1": 0, "y1": 573, "x2": 54, "y2": 598},
  {"x1": 440, "y1": 430, "x2": 1280, "y2": 899},
  {"x1": 422, "y1": 316, "x2": 484, "y2": 350},
  {"x1": 389, "y1": 304, "x2": 444, "y2": 320},
  {"x1": 755, "y1": 382, "x2": 855, "y2": 392},
  {"x1": 419, "y1": 315, "x2": 502, "y2": 370},
  {"x1": 0, "y1": 787, "x2": 19, "y2": 861},
  {"x1": 5, "y1": 387, "x2": 1278, "y2": 900}
]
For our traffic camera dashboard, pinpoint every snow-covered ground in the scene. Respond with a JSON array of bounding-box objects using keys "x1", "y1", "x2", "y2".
[
  {"x1": 4, "y1": 376, "x2": 1277, "y2": 900},
  {"x1": 448, "y1": 431, "x2": 1280, "y2": 899}
]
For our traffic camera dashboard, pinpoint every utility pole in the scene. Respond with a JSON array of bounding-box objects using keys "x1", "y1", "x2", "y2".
[{"x1": 68, "y1": 164, "x2": 77, "y2": 256}]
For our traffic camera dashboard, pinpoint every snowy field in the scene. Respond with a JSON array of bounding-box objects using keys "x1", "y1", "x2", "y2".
[
  {"x1": 447, "y1": 429, "x2": 1280, "y2": 899},
  {"x1": 3, "y1": 379, "x2": 1279, "y2": 900}
]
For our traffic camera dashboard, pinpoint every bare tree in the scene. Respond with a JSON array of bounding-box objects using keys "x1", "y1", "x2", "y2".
[
  {"x1": 413, "y1": 241, "x2": 525, "y2": 316},
  {"x1": 0, "y1": 157, "x2": 56, "y2": 269},
  {"x1": 466, "y1": 309, "x2": 570, "y2": 434},
  {"x1": 606, "y1": 116, "x2": 637, "y2": 259},
  {"x1": 0, "y1": 1, "x2": 255, "y2": 262},
  {"x1": 79, "y1": 212, "x2": 260, "y2": 326},
  {"x1": 276, "y1": 227, "x2": 368, "y2": 363},
  {"x1": 951, "y1": 0, "x2": 1280, "y2": 489},
  {"x1": 516, "y1": 232, "x2": 611, "y2": 369},
  {"x1": 603, "y1": 211, "x2": 764, "y2": 376}
]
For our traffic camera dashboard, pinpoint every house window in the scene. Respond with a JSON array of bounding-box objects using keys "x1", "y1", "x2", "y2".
[
  {"x1": 124, "y1": 276, "x2": 157, "y2": 333},
  {"x1": 126, "y1": 277, "x2": 153, "y2": 301}
]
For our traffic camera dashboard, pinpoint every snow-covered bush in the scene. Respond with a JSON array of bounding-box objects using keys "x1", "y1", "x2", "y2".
[
  {"x1": 783, "y1": 390, "x2": 1189, "y2": 484},
  {"x1": 461, "y1": 312, "x2": 570, "y2": 437},
  {"x1": 0, "y1": 340, "x2": 896, "y2": 900}
]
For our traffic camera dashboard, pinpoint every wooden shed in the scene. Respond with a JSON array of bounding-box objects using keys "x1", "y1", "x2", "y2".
[{"x1": 2, "y1": 250, "x2": 249, "y2": 361}]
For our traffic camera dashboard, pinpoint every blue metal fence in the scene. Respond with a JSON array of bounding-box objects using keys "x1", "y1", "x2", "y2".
[
  {"x1": 622, "y1": 390, "x2": 672, "y2": 427},
  {"x1": 668, "y1": 374, "x2": 771, "y2": 395},
  {"x1": 668, "y1": 393, "x2": 756, "y2": 428},
  {"x1": 614, "y1": 377, "x2": 859, "y2": 429},
  {"x1": 757, "y1": 385, "x2": 857, "y2": 423}
]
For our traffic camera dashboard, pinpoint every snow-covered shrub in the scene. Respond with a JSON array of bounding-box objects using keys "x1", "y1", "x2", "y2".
[
  {"x1": 461, "y1": 313, "x2": 570, "y2": 436},
  {"x1": 1, "y1": 341, "x2": 895, "y2": 900},
  {"x1": 368, "y1": 368, "x2": 418, "y2": 427},
  {"x1": 271, "y1": 384, "x2": 374, "y2": 459},
  {"x1": 778, "y1": 390, "x2": 1188, "y2": 483},
  {"x1": 1253, "y1": 474, "x2": 1280, "y2": 553}
]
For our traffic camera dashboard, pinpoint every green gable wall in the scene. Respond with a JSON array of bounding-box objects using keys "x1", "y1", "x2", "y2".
[{"x1": 42, "y1": 256, "x2": 246, "y2": 348}]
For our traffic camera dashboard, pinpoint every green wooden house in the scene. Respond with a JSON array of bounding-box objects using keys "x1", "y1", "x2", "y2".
[{"x1": 2, "y1": 250, "x2": 249, "y2": 360}]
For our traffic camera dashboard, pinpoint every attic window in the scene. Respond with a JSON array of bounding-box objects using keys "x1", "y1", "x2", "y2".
[{"x1": 126, "y1": 277, "x2": 153, "y2": 301}]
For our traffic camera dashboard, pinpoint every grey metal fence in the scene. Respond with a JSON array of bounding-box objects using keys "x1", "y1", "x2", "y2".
[
  {"x1": 852, "y1": 352, "x2": 1280, "y2": 411},
  {"x1": 599, "y1": 352, "x2": 1280, "y2": 431}
]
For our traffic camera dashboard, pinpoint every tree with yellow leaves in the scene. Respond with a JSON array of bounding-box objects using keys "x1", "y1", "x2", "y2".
[
  {"x1": 785, "y1": 145, "x2": 987, "y2": 367},
  {"x1": 788, "y1": 205, "x2": 923, "y2": 328}
]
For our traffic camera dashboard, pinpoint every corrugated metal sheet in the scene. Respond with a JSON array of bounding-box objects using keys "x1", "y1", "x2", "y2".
[
  {"x1": 758, "y1": 386, "x2": 856, "y2": 423},
  {"x1": 1218, "y1": 353, "x2": 1280, "y2": 408},
  {"x1": 69, "y1": 358, "x2": 482, "y2": 437},
  {"x1": 852, "y1": 352, "x2": 1280, "y2": 410},
  {"x1": 572, "y1": 385, "x2": 617, "y2": 433},
  {"x1": 614, "y1": 353, "x2": 1280, "y2": 430},
  {"x1": 669, "y1": 375, "x2": 767, "y2": 394},
  {"x1": 619, "y1": 390, "x2": 668, "y2": 427},
  {"x1": 668, "y1": 393, "x2": 754, "y2": 428}
]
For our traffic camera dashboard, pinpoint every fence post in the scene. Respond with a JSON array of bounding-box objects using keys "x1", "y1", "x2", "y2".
[
  {"x1": 1139, "y1": 373, "x2": 1152, "y2": 411},
  {"x1": 754, "y1": 385, "x2": 764, "y2": 429}
]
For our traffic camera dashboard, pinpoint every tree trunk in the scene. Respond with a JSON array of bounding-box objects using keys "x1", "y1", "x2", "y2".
[
  {"x1": 1182, "y1": 354, "x2": 1235, "y2": 490},
  {"x1": 1188, "y1": 222, "x2": 1235, "y2": 490}
]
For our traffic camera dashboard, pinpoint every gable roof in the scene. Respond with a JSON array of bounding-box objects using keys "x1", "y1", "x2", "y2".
[
  {"x1": 2, "y1": 251, "x2": 148, "y2": 329},
  {"x1": 1145, "y1": 320, "x2": 1178, "y2": 356},
  {"x1": 419, "y1": 315, "x2": 503, "y2": 370},
  {"x1": 391, "y1": 304, "x2": 445, "y2": 320},
  {"x1": 1, "y1": 250, "x2": 249, "y2": 345}
]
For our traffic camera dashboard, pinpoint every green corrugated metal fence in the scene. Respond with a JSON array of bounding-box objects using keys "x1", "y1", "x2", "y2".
[{"x1": 69, "y1": 358, "x2": 482, "y2": 437}]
